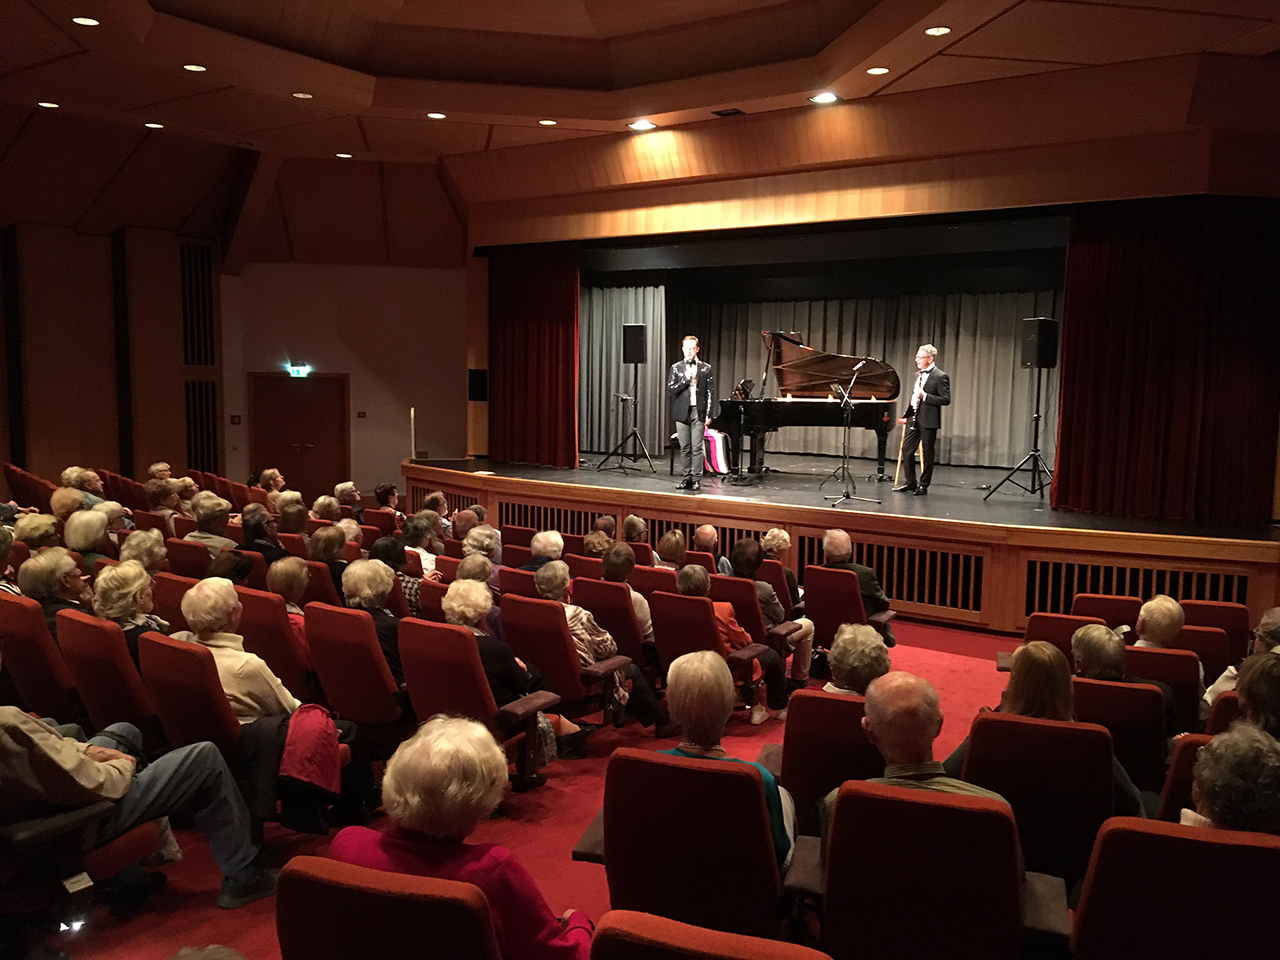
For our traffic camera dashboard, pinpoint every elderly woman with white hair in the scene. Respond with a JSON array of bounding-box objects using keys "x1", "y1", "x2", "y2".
[
  {"x1": 760, "y1": 528, "x2": 801, "y2": 609},
  {"x1": 174, "y1": 476, "x2": 199, "y2": 517},
  {"x1": 64, "y1": 510, "x2": 114, "y2": 573},
  {"x1": 334, "y1": 481, "x2": 363, "y2": 524},
  {"x1": 337, "y1": 518, "x2": 363, "y2": 553},
  {"x1": 17, "y1": 546, "x2": 93, "y2": 641},
  {"x1": 329, "y1": 716, "x2": 594, "y2": 960},
  {"x1": 269, "y1": 489, "x2": 303, "y2": 515},
  {"x1": 92, "y1": 499, "x2": 131, "y2": 543},
  {"x1": 184, "y1": 494, "x2": 237, "y2": 559},
  {"x1": 119, "y1": 527, "x2": 167, "y2": 573},
  {"x1": 13, "y1": 513, "x2": 60, "y2": 551},
  {"x1": 147, "y1": 461, "x2": 172, "y2": 480},
  {"x1": 520, "y1": 530, "x2": 563, "y2": 572},
  {"x1": 343, "y1": 559, "x2": 404, "y2": 682},
  {"x1": 93, "y1": 560, "x2": 169, "y2": 667},
  {"x1": 1182, "y1": 723, "x2": 1280, "y2": 834},
  {"x1": 311, "y1": 495, "x2": 342, "y2": 523},
  {"x1": 257, "y1": 468, "x2": 286, "y2": 494},
  {"x1": 661, "y1": 650, "x2": 795, "y2": 866},
  {"x1": 825, "y1": 623, "x2": 891, "y2": 696}
]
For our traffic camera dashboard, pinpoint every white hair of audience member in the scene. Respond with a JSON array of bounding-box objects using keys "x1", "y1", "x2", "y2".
[
  {"x1": 240, "y1": 503, "x2": 269, "y2": 526},
  {"x1": 119, "y1": 528, "x2": 167, "y2": 571},
  {"x1": 63, "y1": 510, "x2": 108, "y2": 552},
  {"x1": 60, "y1": 466, "x2": 86, "y2": 488},
  {"x1": 1192, "y1": 722, "x2": 1280, "y2": 834},
  {"x1": 147, "y1": 462, "x2": 171, "y2": 480},
  {"x1": 269, "y1": 489, "x2": 303, "y2": 512},
  {"x1": 828, "y1": 623, "x2": 891, "y2": 694},
  {"x1": 381, "y1": 715, "x2": 508, "y2": 838},
  {"x1": 1137, "y1": 594, "x2": 1184, "y2": 646},
  {"x1": 337, "y1": 518, "x2": 363, "y2": 544},
  {"x1": 259, "y1": 468, "x2": 284, "y2": 490},
  {"x1": 311, "y1": 496, "x2": 341, "y2": 521},
  {"x1": 92, "y1": 560, "x2": 151, "y2": 621},
  {"x1": 456, "y1": 554, "x2": 493, "y2": 584},
  {"x1": 666, "y1": 650, "x2": 737, "y2": 746},
  {"x1": 180, "y1": 577, "x2": 241, "y2": 636},
  {"x1": 530, "y1": 530, "x2": 564, "y2": 560},
  {"x1": 175, "y1": 476, "x2": 199, "y2": 499},
  {"x1": 193, "y1": 495, "x2": 232, "y2": 524},
  {"x1": 13, "y1": 513, "x2": 58, "y2": 547},
  {"x1": 91, "y1": 500, "x2": 128, "y2": 524},
  {"x1": 461, "y1": 525, "x2": 500, "y2": 561},
  {"x1": 760, "y1": 528, "x2": 791, "y2": 557},
  {"x1": 334, "y1": 481, "x2": 358, "y2": 502},
  {"x1": 49, "y1": 487, "x2": 85, "y2": 521},
  {"x1": 266, "y1": 556, "x2": 308, "y2": 605},
  {"x1": 443, "y1": 579, "x2": 493, "y2": 627},
  {"x1": 342, "y1": 558, "x2": 394, "y2": 608},
  {"x1": 822, "y1": 528, "x2": 853, "y2": 562},
  {"x1": 1071, "y1": 623, "x2": 1126, "y2": 679},
  {"x1": 17, "y1": 547, "x2": 79, "y2": 599},
  {"x1": 533, "y1": 560, "x2": 571, "y2": 601}
]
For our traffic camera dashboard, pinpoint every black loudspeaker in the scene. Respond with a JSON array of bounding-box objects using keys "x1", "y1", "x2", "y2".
[
  {"x1": 622, "y1": 324, "x2": 647, "y2": 365},
  {"x1": 1020, "y1": 317, "x2": 1059, "y2": 369}
]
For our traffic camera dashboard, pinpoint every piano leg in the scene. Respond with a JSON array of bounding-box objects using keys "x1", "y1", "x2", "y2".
[
  {"x1": 750, "y1": 433, "x2": 766, "y2": 474},
  {"x1": 875, "y1": 423, "x2": 890, "y2": 480}
]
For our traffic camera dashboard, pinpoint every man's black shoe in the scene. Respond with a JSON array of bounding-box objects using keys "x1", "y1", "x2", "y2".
[
  {"x1": 892, "y1": 484, "x2": 916, "y2": 493},
  {"x1": 913, "y1": 486, "x2": 928, "y2": 496},
  {"x1": 691, "y1": 481, "x2": 701, "y2": 492},
  {"x1": 676, "y1": 479, "x2": 693, "y2": 490}
]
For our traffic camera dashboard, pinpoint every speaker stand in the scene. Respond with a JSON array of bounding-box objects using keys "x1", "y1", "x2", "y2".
[
  {"x1": 985, "y1": 364, "x2": 1054, "y2": 500},
  {"x1": 598, "y1": 363, "x2": 655, "y2": 473}
]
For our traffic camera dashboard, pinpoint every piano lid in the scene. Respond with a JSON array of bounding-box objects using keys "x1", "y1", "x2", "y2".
[{"x1": 764, "y1": 331, "x2": 900, "y2": 401}]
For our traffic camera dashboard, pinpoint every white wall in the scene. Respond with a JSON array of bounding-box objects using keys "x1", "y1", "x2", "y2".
[{"x1": 221, "y1": 262, "x2": 469, "y2": 490}]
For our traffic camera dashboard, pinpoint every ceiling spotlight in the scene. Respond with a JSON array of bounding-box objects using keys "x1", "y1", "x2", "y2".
[
  {"x1": 183, "y1": 64, "x2": 207, "y2": 72},
  {"x1": 809, "y1": 92, "x2": 839, "y2": 104},
  {"x1": 426, "y1": 112, "x2": 446, "y2": 119},
  {"x1": 71, "y1": 17, "x2": 99, "y2": 26},
  {"x1": 37, "y1": 101, "x2": 59, "y2": 109},
  {"x1": 628, "y1": 119, "x2": 656, "y2": 131},
  {"x1": 291, "y1": 92, "x2": 313, "y2": 99},
  {"x1": 866, "y1": 67, "x2": 889, "y2": 75},
  {"x1": 925, "y1": 26, "x2": 951, "y2": 36},
  {"x1": 538, "y1": 119, "x2": 557, "y2": 126},
  {"x1": 144, "y1": 122, "x2": 164, "y2": 129},
  {"x1": 335, "y1": 153, "x2": 352, "y2": 158}
]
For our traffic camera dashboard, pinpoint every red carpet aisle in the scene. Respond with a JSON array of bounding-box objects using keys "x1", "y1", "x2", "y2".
[{"x1": 49, "y1": 621, "x2": 1015, "y2": 960}]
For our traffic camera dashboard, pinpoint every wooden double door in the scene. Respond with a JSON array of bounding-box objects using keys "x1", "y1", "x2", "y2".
[{"x1": 248, "y1": 373, "x2": 349, "y2": 505}]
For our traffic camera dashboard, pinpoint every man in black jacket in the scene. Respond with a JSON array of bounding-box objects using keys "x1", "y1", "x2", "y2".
[
  {"x1": 895, "y1": 343, "x2": 951, "y2": 496},
  {"x1": 667, "y1": 335, "x2": 715, "y2": 492}
]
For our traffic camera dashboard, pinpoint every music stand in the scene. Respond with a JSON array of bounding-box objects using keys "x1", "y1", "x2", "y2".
[
  {"x1": 598, "y1": 362, "x2": 655, "y2": 473},
  {"x1": 822, "y1": 372, "x2": 881, "y2": 506},
  {"x1": 984, "y1": 363, "x2": 1053, "y2": 499}
]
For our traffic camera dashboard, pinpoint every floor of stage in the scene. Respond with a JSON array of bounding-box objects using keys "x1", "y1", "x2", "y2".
[{"x1": 418, "y1": 452, "x2": 1277, "y2": 542}]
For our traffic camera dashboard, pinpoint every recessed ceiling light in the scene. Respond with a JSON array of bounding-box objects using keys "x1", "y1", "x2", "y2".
[
  {"x1": 866, "y1": 67, "x2": 890, "y2": 76},
  {"x1": 144, "y1": 122, "x2": 164, "y2": 129},
  {"x1": 809, "y1": 92, "x2": 839, "y2": 104},
  {"x1": 183, "y1": 64, "x2": 207, "y2": 72},
  {"x1": 37, "y1": 101, "x2": 59, "y2": 109},
  {"x1": 335, "y1": 153, "x2": 352, "y2": 158},
  {"x1": 291, "y1": 92, "x2": 313, "y2": 99},
  {"x1": 538, "y1": 119, "x2": 557, "y2": 126},
  {"x1": 427, "y1": 112, "x2": 446, "y2": 120},
  {"x1": 628, "y1": 119, "x2": 656, "y2": 131},
  {"x1": 71, "y1": 17, "x2": 99, "y2": 26},
  {"x1": 925, "y1": 26, "x2": 951, "y2": 36}
]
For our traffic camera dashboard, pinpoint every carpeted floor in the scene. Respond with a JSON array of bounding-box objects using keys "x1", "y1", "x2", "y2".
[{"x1": 42, "y1": 620, "x2": 1016, "y2": 960}]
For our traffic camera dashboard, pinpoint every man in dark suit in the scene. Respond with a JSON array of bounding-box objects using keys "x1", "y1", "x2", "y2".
[
  {"x1": 895, "y1": 343, "x2": 951, "y2": 496},
  {"x1": 821, "y1": 528, "x2": 895, "y2": 646},
  {"x1": 667, "y1": 335, "x2": 715, "y2": 492}
]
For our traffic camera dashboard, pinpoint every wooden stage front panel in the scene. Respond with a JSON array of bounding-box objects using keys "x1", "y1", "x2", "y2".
[{"x1": 403, "y1": 462, "x2": 1280, "y2": 635}]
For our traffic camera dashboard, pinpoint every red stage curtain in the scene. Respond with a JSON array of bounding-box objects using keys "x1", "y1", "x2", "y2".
[
  {"x1": 488, "y1": 243, "x2": 580, "y2": 468},
  {"x1": 1051, "y1": 197, "x2": 1280, "y2": 523}
]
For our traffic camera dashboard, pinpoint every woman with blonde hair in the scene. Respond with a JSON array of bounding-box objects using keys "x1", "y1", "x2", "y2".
[
  {"x1": 64, "y1": 510, "x2": 114, "y2": 571},
  {"x1": 257, "y1": 468, "x2": 286, "y2": 493},
  {"x1": 329, "y1": 716, "x2": 593, "y2": 960},
  {"x1": 310, "y1": 525, "x2": 348, "y2": 596},
  {"x1": 760, "y1": 528, "x2": 801, "y2": 608},
  {"x1": 266, "y1": 556, "x2": 310, "y2": 645},
  {"x1": 50, "y1": 486, "x2": 85, "y2": 523},
  {"x1": 310, "y1": 496, "x2": 342, "y2": 522},
  {"x1": 93, "y1": 560, "x2": 169, "y2": 667},
  {"x1": 654, "y1": 529, "x2": 686, "y2": 570},
  {"x1": 119, "y1": 527, "x2": 167, "y2": 573},
  {"x1": 13, "y1": 513, "x2": 60, "y2": 550}
]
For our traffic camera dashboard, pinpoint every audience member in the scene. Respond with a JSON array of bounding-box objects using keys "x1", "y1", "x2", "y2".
[
  {"x1": 677, "y1": 564, "x2": 787, "y2": 724},
  {"x1": 343, "y1": 559, "x2": 403, "y2": 682},
  {"x1": 239, "y1": 511, "x2": 288, "y2": 567},
  {"x1": 310, "y1": 525, "x2": 348, "y2": 596},
  {"x1": 456, "y1": 553, "x2": 503, "y2": 636},
  {"x1": 174, "y1": 477, "x2": 199, "y2": 517},
  {"x1": 93, "y1": 560, "x2": 169, "y2": 668},
  {"x1": 621, "y1": 515, "x2": 647, "y2": 543},
  {"x1": 50, "y1": 486, "x2": 86, "y2": 522},
  {"x1": 64, "y1": 510, "x2": 113, "y2": 570},
  {"x1": 147, "y1": 462, "x2": 171, "y2": 480},
  {"x1": 661, "y1": 651, "x2": 794, "y2": 866},
  {"x1": 467, "y1": 503, "x2": 487, "y2": 523},
  {"x1": 0, "y1": 526, "x2": 18, "y2": 595},
  {"x1": 1072, "y1": 623, "x2": 1178, "y2": 734},
  {"x1": 462, "y1": 524, "x2": 502, "y2": 575},
  {"x1": 534, "y1": 560, "x2": 674, "y2": 737},
  {"x1": 760, "y1": 528, "x2": 801, "y2": 608},
  {"x1": 266, "y1": 555, "x2": 309, "y2": 645},
  {"x1": 692, "y1": 524, "x2": 732, "y2": 575},
  {"x1": 329, "y1": 716, "x2": 593, "y2": 960},
  {"x1": 336, "y1": 518, "x2": 363, "y2": 552},
  {"x1": 145, "y1": 478, "x2": 182, "y2": 535},
  {"x1": 373, "y1": 483, "x2": 405, "y2": 525},
  {"x1": 521, "y1": 531, "x2": 563, "y2": 572},
  {"x1": 654, "y1": 529, "x2": 686, "y2": 570},
  {"x1": 257, "y1": 468, "x2": 286, "y2": 493},
  {"x1": 277, "y1": 502, "x2": 309, "y2": 539},
  {"x1": 93, "y1": 500, "x2": 132, "y2": 542},
  {"x1": 311, "y1": 496, "x2": 342, "y2": 523},
  {"x1": 729, "y1": 538, "x2": 814, "y2": 684},
  {"x1": 1134, "y1": 594, "x2": 1184, "y2": 648},
  {"x1": 185, "y1": 495, "x2": 237, "y2": 559},
  {"x1": 368, "y1": 536, "x2": 422, "y2": 618},
  {"x1": 119, "y1": 527, "x2": 167, "y2": 573},
  {"x1": 422, "y1": 492, "x2": 453, "y2": 538},
  {"x1": 592, "y1": 516, "x2": 616, "y2": 537},
  {"x1": 452, "y1": 509, "x2": 480, "y2": 542},
  {"x1": 401, "y1": 515, "x2": 438, "y2": 576},
  {"x1": 68, "y1": 468, "x2": 107, "y2": 508},
  {"x1": 1237, "y1": 652, "x2": 1280, "y2": 740},
  {"x1": 1203, "y1": 607, "x2": 1280, "y2": 719},
  {"x1": 269, "y1": 490, "x2": 303, "y2": 514},
  {"x1": 334, "y1": 481, "x2": 363, "y2": 524},
  {"x1": 0, "y1": 707, "x2": 275, "y2": 909},
  {"x1": 13, "y1": 514, "x2": 59, "y2": 550},
  {"x1": 17, "y1": 546, "x2": 92, "y2": 640},
  {"x1": 205, "y1": 551, "x2": 254, "y2": 586},
  {"x1": 825, "y1": 623, "x2": 890, "y2": 696},
  {"x1": 1182, "y1": 723, "x2": 1280, "y2": 834},
  {"x1": 601, "y1": 544, "x2": 653, "y2": 644},
  {"x1": 581, "y1": 530, "x2": 611, "y2": 558},
  {"x1": 820, "y1": 529, "x2": 896, "y2": 646}
]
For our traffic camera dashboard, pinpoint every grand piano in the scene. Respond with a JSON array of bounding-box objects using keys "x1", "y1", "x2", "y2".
[{"x1": 709, "y1": 332, "x2": 900, "y2": 475}]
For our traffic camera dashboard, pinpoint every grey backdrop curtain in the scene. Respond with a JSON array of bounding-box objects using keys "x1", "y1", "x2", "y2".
[
  {"x1": 665, "y1": 290, "x2": 1064, "y2": 469},
  {"x1": 579, "y1": 286, "x2": 667, "y2": 455}
]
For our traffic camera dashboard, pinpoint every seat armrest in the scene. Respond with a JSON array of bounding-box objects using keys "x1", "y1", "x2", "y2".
[
  {"x1": 996, "y1": 650, "x2": 1014, "y2": 672},
  {"x1": 756, "y1": 743, "x2": 783, "y2": 778},
  {"x1": 726, "y1": 643, "x2": 770, "y2": 669},
  {"x1": 868, "y1": 610, "x2": 896, "y2": 627},
  {"x1": 1023, "y1": 871, "x2": 1071, "y2": 939},
  {"x1": 581, "y1": 655, "x2": 632, "y2": 682},
  {"x1": 496, "y1": 690, "x2": 562, "y2": 732},
  {"x1": 767, "y1": 621, "x2": 802, "y2": 641},
  {"x1": 789, "y1": 600, "x2": 805, "y2": 619},
  {"x1": 571, "y1": 809, "x2": 605, "y2": 864},
  {"x1": 782, "y1": 835, "x2": 825, "y2": 900},
  {"x1": 0, "y1": 801, "x2": 116, "y2": 853}
]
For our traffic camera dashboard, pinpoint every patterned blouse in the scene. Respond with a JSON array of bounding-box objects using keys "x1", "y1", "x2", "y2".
[{"x1": 562, "y1": 603, "x2": 628, "y2": 707}]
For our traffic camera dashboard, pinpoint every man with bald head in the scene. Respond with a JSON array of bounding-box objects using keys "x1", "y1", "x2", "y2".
[
  {"x1": 693, "y1": 524, "x2": 732, "y2": 576},
  {"x1": 818, "y1": 671, "x2": 1005, "y2": 836},
  {"x1": 821, "y1": 528, "x2": 895, "y2": 646}
]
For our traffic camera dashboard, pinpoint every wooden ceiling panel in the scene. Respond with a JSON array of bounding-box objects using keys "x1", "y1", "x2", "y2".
[
  {"x1": 1092, "y1": 0, "x2": 1280, "y2": 17},
  {"x1": 0, "y1": 51, "x2": 225, "y2": 113},
  {"x1": 135, "y1": 86, "x2": 342, "y2": 137},
  {"x1": 76, "y1": 134, "x2": 243, "y2": 234},
  {"x1": 949, "y1": 1, "x2": 1268, "y2": 66},
  {"x1": 256, "y1": 115, "x2": 366, "y2": 156},
  {"x1": 359, "y1": 116, "x2": 490, "y2": 158},
  {"x1": 276, "y1": 157, "x2": 388, "y2": 263},
  {"x1": 883, "y1": 55, "x2": 1077, "y2": 95},
  {"x1": 381, "y1": 162, "x2": 464, "y2": 268},
  {"x1": 0, "y1": 111, "x2": 144, "y2": 227},
  {"x1": 0, "y1": 2, "x2": 80, "y2": 75},
  {"x1": 487, "y1": 124, "x2": 608, "y2": 150},
  {"x1": 243, "y1": 181, "x2": 295, "y2": 262},
  {"x1": 178, "y1": 154, "x2": 246, "y2": 238},
  {"x1": 0, "y1": 103, "x2": 34, "y2": 157}
]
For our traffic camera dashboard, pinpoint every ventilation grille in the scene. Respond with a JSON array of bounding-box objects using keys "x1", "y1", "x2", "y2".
[
  {"x1": 180, "y1": 244, "x2": 216, "y2": 366},
  {"x1": 184, "y1": 380, "x2": 218, "y2": 472},
  {"x1": 796, "y1": 536, "x2": 984, "y2": 613},
  {"x1": 1025, "y1": 560, "x2": 1249, "y2": 616},
  {"x1": 499, "y1": 502, "x2": 595, "y2": 536}
]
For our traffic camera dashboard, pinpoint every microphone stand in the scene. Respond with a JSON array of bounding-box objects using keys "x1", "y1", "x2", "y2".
[{"x1": 822, "y1": 370, "x2": 881, "y2": 506}]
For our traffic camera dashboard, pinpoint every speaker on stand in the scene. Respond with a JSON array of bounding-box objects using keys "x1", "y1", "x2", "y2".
[
  {"x1": 599, "y1": 324, "x2": 656, "y2": 473},
  {"x1": 985, "y1": 317, "x2": 1058, "y2": 500}
]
